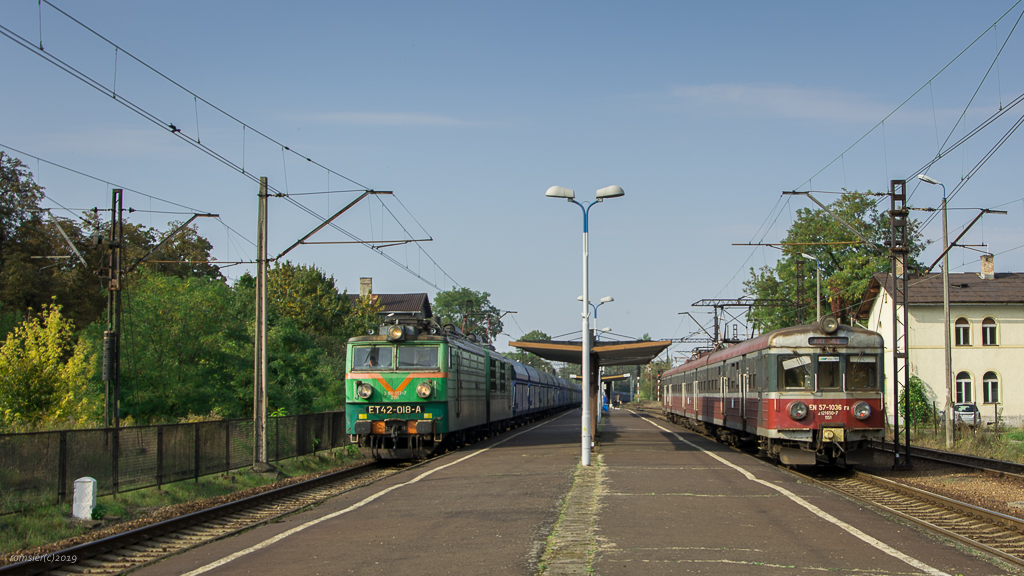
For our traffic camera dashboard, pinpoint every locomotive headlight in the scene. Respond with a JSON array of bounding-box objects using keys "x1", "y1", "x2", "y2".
[
  {"x1": 416, "y1": 381, "x2": 433, "y2": 399},
  {"x1": 853, "y1": 401, "x2": 872, "y2": 420},
  {"x1": 387, "y1": 325, "x2": 405, "y2": 341},
  {"x1": 356, "y1": 382, "x2": 373, "y2": 399},
  {"x1": 789, "y1": 401, "x2": 809, "y2": 421}
]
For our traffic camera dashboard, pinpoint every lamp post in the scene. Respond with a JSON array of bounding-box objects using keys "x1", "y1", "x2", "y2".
[
  {"x1": 587, "y1": 298, "x2": 612, "y2": 424},
  {"x1": 547, "y1": 184, "x2": 624, "y2": 466},
  {"x1": 917, "y1": 173, "x2": 953, "y2": 449},
  {"x1": 580, "y1": 295, "x2": 614, "y2": 340},
  {"x1": 801, "y1": 253, "x2": 821, "y2": 321}
]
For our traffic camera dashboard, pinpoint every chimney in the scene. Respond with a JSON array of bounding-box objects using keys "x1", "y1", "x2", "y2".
[
  {"x1": 360, "y1": 277, "x2": 372, "y2": 298},
  {"x1": 980, "y1": 254, "x2": 994, "y2": 280}
]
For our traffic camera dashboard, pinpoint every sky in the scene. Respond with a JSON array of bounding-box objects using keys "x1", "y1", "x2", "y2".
[{"x1": 3, "y1": 1, "x2": 1024, "y2": 363}]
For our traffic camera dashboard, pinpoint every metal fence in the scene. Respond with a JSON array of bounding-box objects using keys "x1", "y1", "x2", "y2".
[{"x1": 0, "y1": 411, "x2": 347, "y2": 515}]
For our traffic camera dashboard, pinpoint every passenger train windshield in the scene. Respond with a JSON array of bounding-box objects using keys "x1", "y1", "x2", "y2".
[
  {"x1": 353, "y1": 345, "x2": 393, "y2": 370},
  {"x1": 398, "y1": 346, "x2": 440, "y2": 369},
  {"x1": 818, "y1": 355, "x2": 841, "y2": 389},
  {"x1": 847, "y1": 356, "x2": 878, "y2": 390},
  {"x1": 779, "y1": 355, "x2": 813, "y2": 389},
  {"x1": 777, "y1": 353, "x2": 879, "y2": 391}
]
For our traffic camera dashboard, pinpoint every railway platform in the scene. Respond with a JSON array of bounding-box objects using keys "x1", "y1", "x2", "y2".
[{"x1": 130, "y1": 408, "x2": 1015, "y2": 576}]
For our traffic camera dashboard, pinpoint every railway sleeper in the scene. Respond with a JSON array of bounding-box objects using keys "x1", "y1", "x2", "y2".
[{"x1": 57, "y1": 564, "x2": 98, "y2": 573}]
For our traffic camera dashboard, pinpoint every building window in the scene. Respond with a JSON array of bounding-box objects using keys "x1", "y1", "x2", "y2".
[
  {"x1": 983, "y1": 372, "x2": 999, "y2": 404},
  {"x1": 955, "y1": 371, "x2": 973, "y2": 403},
  {"x1": 954, "y1": 318, "x2": 971, "y2": 346},
  {"x1": 982, "y1": 318, "x2": 998, "y2": 346}
]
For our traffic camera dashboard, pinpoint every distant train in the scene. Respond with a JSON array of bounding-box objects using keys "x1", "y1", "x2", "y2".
[
  {"x1": 346, "y1": 319, "x2": 580, "y2": 459},
  {"x1": 661, "y1": 317, "x2": 885, "y2": 466}
]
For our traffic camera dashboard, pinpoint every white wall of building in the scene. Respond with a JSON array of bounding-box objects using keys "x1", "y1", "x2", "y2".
[{"x1": 862, "y1": 290, "x2": 1024, "y2": 426}]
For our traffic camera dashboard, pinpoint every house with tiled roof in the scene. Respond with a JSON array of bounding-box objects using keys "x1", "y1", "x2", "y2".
[
  {"x1": 347, "y1": 277, "x2": 432, "y2": 319},
  {"x1": 856, "y1": 255, "x2": 1024, "y2": 425}
]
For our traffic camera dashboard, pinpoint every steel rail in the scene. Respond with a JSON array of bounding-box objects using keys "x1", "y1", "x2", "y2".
[
  {"x1": 3, "y1": 409, "x2": 558, "y2": 576},
  {"x1": 0, "y1": 461, "x2": 387, "y2": 576},
  {"x1": 798, "y1": 469, "x2": 1024, "y2": 569},
  {"x1": 871, "y1": 439, "x2": 1024, "y2": 479}
]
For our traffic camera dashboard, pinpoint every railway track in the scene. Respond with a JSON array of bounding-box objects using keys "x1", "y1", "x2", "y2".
[
  {"x1": 803, "y1": 469, "x2": 1024, "y2": 569},
  {"x1": 872, "y1": 440, "x2": 1024, "y2": 478},
  {"x1": 1, "y1": 460, "x2": 406, "y2": 576}
]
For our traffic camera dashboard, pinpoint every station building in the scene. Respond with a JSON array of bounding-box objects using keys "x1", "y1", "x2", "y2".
[{"x1": 856, "y1": 255, "x2": 1024, "y2": 426}]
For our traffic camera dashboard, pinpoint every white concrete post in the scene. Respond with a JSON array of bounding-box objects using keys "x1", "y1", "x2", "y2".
[{"x1": 72, "y1": 477, "x2": 97, "y2": 520}]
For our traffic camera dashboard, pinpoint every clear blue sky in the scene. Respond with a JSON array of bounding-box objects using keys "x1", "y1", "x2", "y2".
[{"x1": 4, "y1": 1, "x2": 1024, "y2": 360}]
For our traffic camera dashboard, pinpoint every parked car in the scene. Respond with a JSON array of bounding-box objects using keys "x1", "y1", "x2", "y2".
[{"x1": 953, "y1": 403, "x2": 981, "y2": 427}]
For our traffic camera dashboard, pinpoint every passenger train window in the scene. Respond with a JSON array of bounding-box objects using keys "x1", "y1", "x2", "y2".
[
  {"x1": 847, "y1": 356, "x2": 878, "y2": 390},
  {"x1": 353, "y1": 345, "x2": 393, "y2": 370},
  {"x1": 398, "y1": 346, "x2": 439, "y2": 369},
  {"x1": 817, "y1": 355, "x2": 841, "y2": 389},
  {"x1": 779, "y1": 355, "x2": 812, "y2": 389}
]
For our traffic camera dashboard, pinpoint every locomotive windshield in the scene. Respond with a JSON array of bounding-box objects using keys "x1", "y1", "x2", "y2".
[
  {"x1": 353, "y1": 345, "x2": 393, "y2": 370},
  {"x1": 398, "y1": 346, "x2": 440, "y2": 369},
  {"x1": 846, "y1": 356, "x2": 878, "y2": 390},
  {"x1": 779, "y1": 355, "x2": 812, "y2": 389}
]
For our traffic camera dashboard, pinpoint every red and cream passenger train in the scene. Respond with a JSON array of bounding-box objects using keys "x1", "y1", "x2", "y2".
[{"x1": 661, "y1": 317, "x2": 885, "y2": 466}]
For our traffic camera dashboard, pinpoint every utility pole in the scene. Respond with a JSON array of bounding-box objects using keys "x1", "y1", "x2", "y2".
[
  {"x1": 941, "y1": 190, "x2": 953, "y2": 449},
  {"x1": 253, "y1": 177, "x2": 271, "y2": 472},
  {"x1": 917, "y1": 174, "x2": 1007, "y2": 448},
  {"x1": 251, "y1": 186, "x2": 417, "y2": 471},
  {"x1": 102, "y1": 189, "x2": 123, "y2": 493},
  {"x1": 889, "y1": 180, "x2": 912, "y2": 469},
  {"x1": 795, "y1": 258, "x2": 805, "y2": 325}
]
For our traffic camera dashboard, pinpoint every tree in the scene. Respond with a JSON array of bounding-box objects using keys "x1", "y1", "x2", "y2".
[
  {"x1": 432, "y1": 287, "x2": 504, "y2": 340},
  {"x1": 266, "y1": 262, "x2": 351, "y2": 335},
  {"x1": 0, "y1": 153, "x2": 225, "y2": 330},
  {"x1": 0, "y1": 152, "x2": 45, "y2": 265},
  {"x1": 636, "y1": 356, "x2": 672, "y2": 401},
  {"x1": 0, "y1": 303, "x2": 99, "y2": 429},
  {"x1": 898, "y1": 375, "x2": 935, "y2": 427},
  {"x1": 118, "y1": 220, "x2": 224, "y2": 281},
  {"x1": 744, "y1": 191, "x2": 926, "y2": 332},
  {"x1": 0, "y1": 215, "x2": 108, "y2": 330},
  {"x1": 100, "y1": 272, "x2": 248, "y2": 422},
  {"x1": 505, "y1": 329, "x2": 554, "y2": 373},
  {"x1": 232, "y1": 264, "x2": 383, "y2": 416}
]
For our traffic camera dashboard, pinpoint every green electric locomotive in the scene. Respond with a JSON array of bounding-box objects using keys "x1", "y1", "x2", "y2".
[{"x1": 346, "y1": 319, "x2": 518, "y2": 459}]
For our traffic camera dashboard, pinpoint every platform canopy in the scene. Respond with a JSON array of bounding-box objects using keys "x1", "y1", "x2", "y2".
[{"x1": 509, "y1": 339, "x2": 671, "y2": 366}]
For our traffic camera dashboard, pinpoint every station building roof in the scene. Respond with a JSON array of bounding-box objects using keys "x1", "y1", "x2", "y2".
[
  {"x1": 347, "y1": 292, "x2": 432, "y2": 318},
  {"x1": 509, "y1": 339, "x2": 672, "y2": 367},
  {"x1": 855, "y1": 272, "x2": 1024, "y2": 321}
]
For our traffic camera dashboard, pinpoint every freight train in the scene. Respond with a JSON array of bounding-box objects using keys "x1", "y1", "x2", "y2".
[
  {"x1": 661, "y1": 316, "x2": 884, "y2": 466},
  {"x1": 346, "y1": 319, "x2": 581, "y2": 459}
]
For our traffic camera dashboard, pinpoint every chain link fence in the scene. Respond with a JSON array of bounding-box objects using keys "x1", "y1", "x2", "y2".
[{"x1": 0, "y1": 411, "x2": 347, "y2": 515}]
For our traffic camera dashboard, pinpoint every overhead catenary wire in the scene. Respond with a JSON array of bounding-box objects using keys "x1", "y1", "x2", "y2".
[
  {"x1": 1, "y1": 6, "x2": 459, "y2": 288},
  {"x1": 793, "y1": 0, "x2": 1023, "y2": 195},
  {"x1": 281, "y1": 195, "x2": 457, "y2": 291},
  {"x1": 712, "y1": 4, "x2": 1024, "y2": 322},
  {"x1": 33, "y1": 0, "x2": 370, "y2": 192},
  {"x1": 0, "y1": 142, "x2": 259, "y2": 259}
]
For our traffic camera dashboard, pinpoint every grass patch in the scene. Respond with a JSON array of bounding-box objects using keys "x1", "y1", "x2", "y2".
[
  {"x1": 1002, "y1": 429, "x2": 1024, "y2": 442},
  {"x1": 905, "y1": 425, "x2": 1024, "y2": 463},
  {"x1": 1, "y1": 445, "x2": 366, "y2": 558}
]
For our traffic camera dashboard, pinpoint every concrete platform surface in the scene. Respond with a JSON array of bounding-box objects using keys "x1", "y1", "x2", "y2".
[
  {"x1": 129, "y1": 408, "x2": 1020, "y2": 576},
  {"x1": 590, "y1": 408, "x2": 1018, "y2": 575}
]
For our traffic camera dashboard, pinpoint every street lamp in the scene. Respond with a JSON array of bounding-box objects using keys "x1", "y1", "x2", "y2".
[
  {"x1": 579, "y1": 295, "x2": 614, "y2": 340},
  {"x1": 800, "y1": 253, "x2": 821, "y2": 321},
  {"x1": 917, "y1": 173, "x2": 954, "y2": 449},
  {"x1": 547, "y1": 184, "x2": 624, "y2": 466}
]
